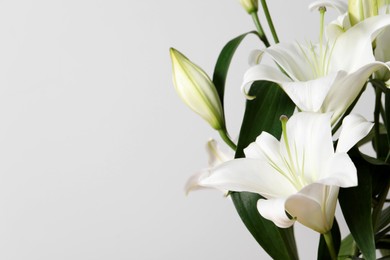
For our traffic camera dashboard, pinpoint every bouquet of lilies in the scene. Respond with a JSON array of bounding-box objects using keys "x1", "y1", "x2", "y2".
[{"x1": 170, "y1": 0, "x2": 390, "y2": 259}]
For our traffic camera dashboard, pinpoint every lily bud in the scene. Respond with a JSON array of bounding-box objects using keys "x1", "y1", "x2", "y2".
[
  {"x1": 348, "y1": 0, "x2": 379, "y2": 25},
  {"x1": 170, "y1": 48, "x2": 225, "y2": 130},
  {"x1": 238, "y1": 0, "x2": 258, "y2": 14}
]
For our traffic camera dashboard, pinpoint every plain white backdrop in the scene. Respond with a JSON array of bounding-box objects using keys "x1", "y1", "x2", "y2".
[{"x1": 0, "y1": 0, "x2": 375, "y2": 259}]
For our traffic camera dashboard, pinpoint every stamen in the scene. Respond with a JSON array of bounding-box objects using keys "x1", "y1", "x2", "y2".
[
  {"x1": 319, "y1": 6, "x2": 327, "y2": 75},
  {"x1": 280, "y1": 115, "x2": 303, "y2": 189}
]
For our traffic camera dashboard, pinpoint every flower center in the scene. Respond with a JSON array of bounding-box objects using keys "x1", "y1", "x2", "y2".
[{"x1": 280, "y1": 116, "x2": 307, "y2": 190}]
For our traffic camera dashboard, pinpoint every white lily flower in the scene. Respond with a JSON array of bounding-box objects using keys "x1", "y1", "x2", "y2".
[
  {"x1": 243, "y1": 15, "x2": 390, "y2": 124},
  {"x1": 327, "y1": 4, "x2": 390, "y2": 82},
  {"x1": 187, "y1": 112, "x2": 373, "y2": 233},
  {"x1": 170, "y1": 48, "x2": 225, "y2": 130}
]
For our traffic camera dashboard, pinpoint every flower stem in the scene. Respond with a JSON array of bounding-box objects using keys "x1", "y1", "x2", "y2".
[
  {"x1": 251, "y1": 12, "x2": 270, "y2": 47},
  {"x1": 218, "y1": 129, "x2": 237, "y2": 151},
  {"x1": 323, "y1": 231, "x2": 337, "y2": 260},
  {"x1": 374, "y1": 86, "x2": 382, "y2": 158},
  {"x1": 260, "y1": 0, "x2": 279, "y2": 44}
]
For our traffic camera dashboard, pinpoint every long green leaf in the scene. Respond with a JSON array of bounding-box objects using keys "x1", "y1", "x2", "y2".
[
  {"x1": 385, "y1": 91, "x2": 390, "y2": 161},
  {"x1": 339, "y1": 150, "x2": 376, "y2": 260},
  {"x1": 231, "y1": 81, "x2": 298, "y2": 260},
  {"x1": 212, "y1": 31, "x2": 258, "y2": 107}
]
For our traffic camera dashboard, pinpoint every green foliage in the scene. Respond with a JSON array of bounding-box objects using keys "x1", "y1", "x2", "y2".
[
  {"x1": 212, "y1": 31, "x2": 258, "y2": 108},
  {"x1": 339, "y1": 150, "x2": 376, "y2": 260},
  {"x1": 231, "y1": 81, "x2": 297, "y2": 259}
]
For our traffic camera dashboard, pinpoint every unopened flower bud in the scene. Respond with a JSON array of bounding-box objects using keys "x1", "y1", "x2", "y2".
[
  {"x1": 238, "y1": 0, "x2": 258, "y2": 14},
  {"x1": 170, "y1": 48, "x2": 225, "y2": 130},
  {"x1": 348, "y1": 0, "x2": 378, "y2": 25}
]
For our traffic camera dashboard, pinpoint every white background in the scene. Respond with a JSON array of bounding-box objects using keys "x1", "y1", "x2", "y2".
[{"x1": 0, "y1": 0, "x2": 374, "y2": 259}]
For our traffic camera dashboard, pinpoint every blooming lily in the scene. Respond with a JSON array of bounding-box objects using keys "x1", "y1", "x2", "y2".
[
  {"x1": 170, "y1": 48, "x2": 225, "y2": 130},
  {"x1": 242, "y1": 15, "x2": 390, "y2": 124},
  {"x1": 328, "y1": 1, "x2": 390, "y2": 83},
  {"x1": 186, "y1": 112, "x2": 373, "y2": 233}
]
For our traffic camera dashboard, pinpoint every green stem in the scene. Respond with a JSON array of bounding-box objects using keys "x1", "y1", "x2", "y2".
[
  {"x1": 323, "y1": 231, "x2": 337, "y2": 260},
  {"x1": 260, "y1": 0, "x2": 279, "y2": 44},
  {"x1": 372, "y1": 180, "x2": 390, "y2": 231},
  {"x1": 218, "y1": 129, "x2": 237, "y2": 151},
  {"x1": 251, "y1": 12, "x2": 270, "y2": 47},
  {"x1": 374, "y1": 86, "x2": 382, "y2": 158}
]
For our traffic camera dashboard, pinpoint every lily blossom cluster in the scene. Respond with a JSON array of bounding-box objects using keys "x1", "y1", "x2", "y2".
[
  {"x1": 187, "y1": 112, "x2": 373, "y2": 233},
  {"x1": 170, "y1": 0, "x2": 390, "y2": 259}
]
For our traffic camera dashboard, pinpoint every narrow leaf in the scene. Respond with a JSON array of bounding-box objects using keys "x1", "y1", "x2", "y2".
[
  {"x1": 385, "y1": 91, "x2": 390, "y2": 159},
  {"x1": 232, "y1": 81, "x2": 297, "y2": 259},
  {"x1": 212, "y1": 31, "x2": 258, "y2": 107},
  {"x1": 339, "y1": 150, "x2": 376, "y2": 260}
]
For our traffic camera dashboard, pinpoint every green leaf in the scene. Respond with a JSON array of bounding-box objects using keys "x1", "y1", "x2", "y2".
[
  {"x1": 231, "y1": 81, "x2": 297, "y2": 260},
  {"x1": 339, "y1": 150, "x2": 376, "y2": 260},
  {"x1": 317, "y1": 220, "x2": 341, "y2": 260},
  {"x1": 385, "y1": 91, "x2": 390, "y2": 160},
  {"x1": 378, "y1": 207, "x2": 390, "y2": 232},
  {"x1": 338, "y1": 234, "x2": 357, "y2": 259},
  {"x1": 212, "y1": 31, "x2": 258, "y2": 107}
]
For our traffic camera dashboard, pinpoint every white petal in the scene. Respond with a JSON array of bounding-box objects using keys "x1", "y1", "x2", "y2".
[
  {"x1": 330, "y1": 15, "x2": 390, "y2": 72},
  {"x1": 322, "y1": 62, "x2": 389, "y2": 123},
  {"x1": 257, "y1": 198, "x2": 295, "y2": 228},
  {"x1": 309, "y1": 0, "x2": 348, "y2": 14},
  {"x1": 198, "y1": 158, "x2": 297, "y2": 198},
  {"x1": 185, "y1": 169, "x2": 218, "y2": 194},
  {"x1": 206, "y1": 139, "x2": 232, "y2": 167},
  {"x1": 265, "y1": 43, "x2": 314, "y2": 81},
  {"x1": 318, "y1": 153, "x2": 358, "y2": 187},
  {"x1": 281, "y1": 72, "x2": 340, "y2": 112},
  {"x1": 241, "y1": 64, "x2": 292, "y2": 97},
  {"x1": 282, "y1": 112, "x2": 334, "y2": 183},
  {"x1": 248, "y1": 49, "x2": 264, "y2": 66},
  {"x1": 326, "y1": 13, "x2": 350, "y2": 44},
  {"x1": 245, "y1": 132, "x2": 292, "y2": 176},
  {"x1": 336, "y1": 114, "x2": 374, "y2": 153},
  {"x1": 285, "y1": 184, "x2": 339, "y2": 233}
]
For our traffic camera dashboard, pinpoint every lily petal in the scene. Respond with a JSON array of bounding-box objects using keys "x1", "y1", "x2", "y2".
[
  {"x1": 257, "y1": 198, "x2": 295, "y2": 228},
  {"x1": 282, "y1": 112, "x2": 334, "y2": 183},
  {"x1": 241, "y1": 64, "x2": 292, "y2": 97},
  {"x1": 281, "y1": 72, "x2": 340, "y2": 112},
  {"x1": 322, "y1": 62, "x2": 389, "y2": 123},
  {"x1": 185, "y1": 170, "x2": 214, "y2": 194},
  {"x1": 330, "y1": 15, "x2": 390, "y2": 72},
  {"x1": 285, "y1": 184, "x2": 339, "y2": 233},
  {"x1": 336, "y1": 114, "x2": 374, "y2": 153},
  {"x1": 206, "y1": 139, "x2": 232, "y2": 167},
  {"x1": 326, "y1": 13, "x2": 350, "y2": 43},
  {"x1": 248, "y1": 49, "x2": 264, "y2": 66},
  {"x1": 309, "y1": 0, "x2": 348, "y2": 14},
  {"x1": 197, "y1": 158, "x2": 296, "y2": 198},
  {"x1": 265, "y1": 43, "x2": 314, "y2": 81},
  {"x1": 318, "y1": 152, "x2": 358, "y2": 187}
]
